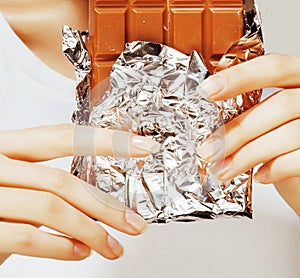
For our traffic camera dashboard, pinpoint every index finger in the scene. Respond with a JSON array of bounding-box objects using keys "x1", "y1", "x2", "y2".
[
  {"x1": 0, "y1": 155, "x2": 147, "y2": 237},
  {"x1": 198, "y1": 53, "x2": 300, "y2": 101},
  {"x1": 0, "y1": 124, "x2": 160, "y2": 162}
]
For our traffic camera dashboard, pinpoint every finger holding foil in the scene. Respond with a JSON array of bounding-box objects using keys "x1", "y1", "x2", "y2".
[{"x1": 0, "y1": 125, "x2": 160, "y2": 161}]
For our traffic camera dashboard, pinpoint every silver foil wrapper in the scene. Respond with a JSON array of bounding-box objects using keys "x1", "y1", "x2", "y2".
[
  {"x1": 65, "y1": 0, "x2": 264, "y2": 222},
  {"x1": 62, "y1": 26, "x2": 91, "y2": 178}
]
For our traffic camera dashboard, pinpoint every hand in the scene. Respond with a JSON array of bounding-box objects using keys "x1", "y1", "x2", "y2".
[
  {"x1": 0, "y1": 124, "x2": 159, "y2": 263},
  {"x1": 198, "y1": 54, "x2": 300, "y2": 216}
]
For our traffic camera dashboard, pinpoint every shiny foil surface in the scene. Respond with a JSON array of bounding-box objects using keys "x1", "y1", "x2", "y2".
[
  {"x1": 62, "y1": 26, "x2": 91, "y2": 178},
  {"x1": 67, "y1": 0, "x2": 263, "y2": 222},
  {"x1": 62, "y1": 26, "x2": 90, "y2": 126}
]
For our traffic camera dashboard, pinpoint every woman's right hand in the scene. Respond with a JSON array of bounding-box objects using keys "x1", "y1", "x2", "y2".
[{"x1": 0, "y1": 124, "x2": 159, "y2": 263}]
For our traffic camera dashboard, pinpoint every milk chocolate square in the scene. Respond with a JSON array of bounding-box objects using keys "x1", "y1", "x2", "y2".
[{"x1": 89, "y1": 0, "x2": 244, "y2": 87}]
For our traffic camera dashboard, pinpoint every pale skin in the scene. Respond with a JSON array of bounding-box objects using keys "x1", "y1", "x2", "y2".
[
  {"x1": 0, "y1": 0, "x2": 157, "y2": 264},
  {"x1": 0, "y1": 0, "x2": 299, "y2": 267},
  {"x1": 0, "y1": 124, "x2": 160, "y2": 264},
  {"x1": 198, "y1": 54, "x2": 300, "y2": 217}
]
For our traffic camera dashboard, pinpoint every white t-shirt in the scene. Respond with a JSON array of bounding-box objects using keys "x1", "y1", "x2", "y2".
[{"x1": 0, "y1": 12, "x2": 299, "y2": 278}]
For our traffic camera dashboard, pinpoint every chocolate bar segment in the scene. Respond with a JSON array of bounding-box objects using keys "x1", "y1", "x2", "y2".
[{"x1": 89, "y1": 0, "x2": 244, "y2": 87}]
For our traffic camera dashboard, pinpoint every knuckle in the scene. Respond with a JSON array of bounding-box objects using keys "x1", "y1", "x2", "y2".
[
  {"x1": 41, "y1": 192, "x2": 63, "y2": 217},
  {"x1": 51, "y1": 169, "x2": 70, "y2": 192},
  {"x1": 18, "y1": 225, "x2": 36, "y2": 249}
]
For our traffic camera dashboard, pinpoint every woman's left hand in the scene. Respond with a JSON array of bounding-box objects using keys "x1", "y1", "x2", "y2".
[{"x1": 197, "y1": 53, "x2": 300, "y2": 216}]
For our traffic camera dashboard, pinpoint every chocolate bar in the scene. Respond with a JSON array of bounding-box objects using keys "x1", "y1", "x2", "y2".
[
  {"x1": 64, "y1": 0, "x2": 263, "y2": 221},
  {"x1": 89, "y1": 0, "x2": 245, "y2": 88}
]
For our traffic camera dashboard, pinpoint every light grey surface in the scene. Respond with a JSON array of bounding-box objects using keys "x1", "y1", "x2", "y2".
[{"x1": 259, "y1": 0, "x2": 300, "y2": 55}]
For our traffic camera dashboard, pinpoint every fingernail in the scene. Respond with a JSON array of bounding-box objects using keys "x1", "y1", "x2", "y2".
[
  {"x1": 210, "y1": 159, "x2": 232, "y2": 181},
  {"x1": 131, "y1": 136, "x2": 161, "y2": 154},
  {"x1": 198, "y1": 75, "x2": 226, "y2": 99},
  {"x1": 107, "y1": 235, "x2": 124, "y2": 258},
  {"x1": 126, "y1": 210, "x2": 148, "y2": 234},
  {"x1": 112, "y1": 131, "x2": 161, "y2": 158},
  {"x1": 74, "y1": 242, "x2": 91, "y2": 258},
  {"x1": 254, "y1": 170, "x2": 268, "y2": 183},
  {"x1": 197, "y1": 137, "x2": 225, "y2": 163}
]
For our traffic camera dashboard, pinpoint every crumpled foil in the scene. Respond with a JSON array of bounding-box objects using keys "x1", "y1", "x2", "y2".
[
  {"x1": 215, "y1": 0, "x2": 264, "y2": 122},
  {"x1": 62, "y1": 25, "x2": 90, "y2": 126},
  {"x1": 62, "y1": 26, "x2": 91, "y2": 178},
  {"x1": 65, "y1": 0, "x2": 264, "y2": 222}
]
